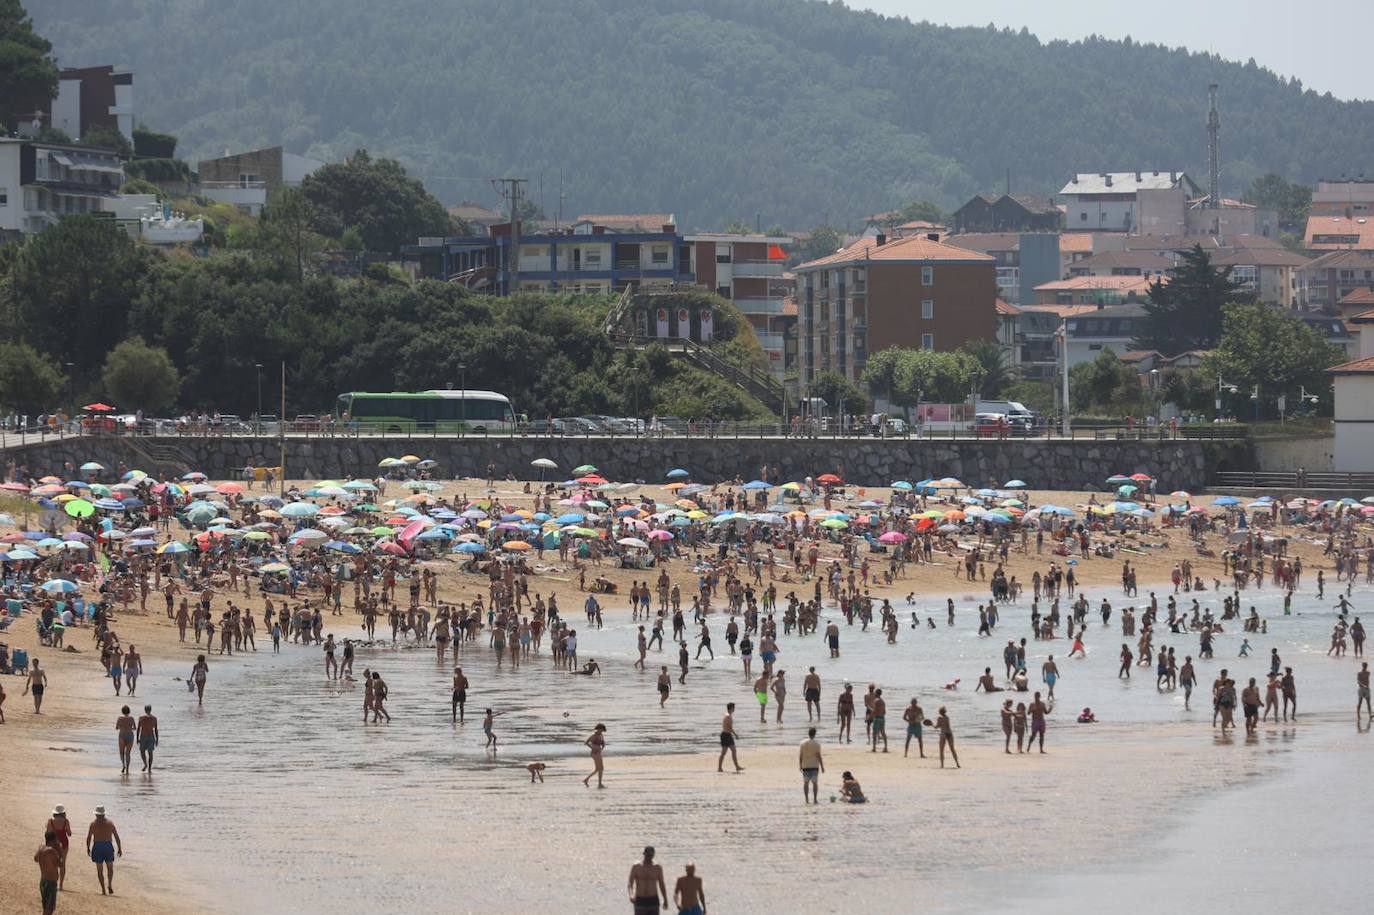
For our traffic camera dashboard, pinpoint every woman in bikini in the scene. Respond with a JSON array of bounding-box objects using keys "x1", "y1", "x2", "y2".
[{"x1": 583, "y1": 723, "x2": 607, "y2": 788}]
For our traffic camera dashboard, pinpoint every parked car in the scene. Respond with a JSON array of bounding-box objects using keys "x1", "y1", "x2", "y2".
[
  {"x1": 254, "y1": 414, "x2": 281, "y2": 435},
  {"x1": 293, "y1": 414, "x2": 322, "y2": 432}
]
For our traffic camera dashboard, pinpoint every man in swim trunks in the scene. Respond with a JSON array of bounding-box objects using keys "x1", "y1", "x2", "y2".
[
  {"x1": 452, "y1": 668, "x2": 469, "y2": 723},
  {"x1": 717, "y1": 702, "x2": 743, "y2": 772},
  {"x1": 137, "y1": 705, "x2": 159, "y2": 772},
  {"x1": 115, "y1": 706, "x2": 136, "y2": 774},
  {"x1": 85, "y1": 807, "x2": 122, "y2": 895},
  {"x1": 803, "y1": 667, "x2": 822, "y2": 721},
  {"x1": 1028, "y1": 692, "x2": 1049, "y2": 753},
  {"x1": 799, "y1": 726, "x2": 824, "y2": 803},
  {"x1": 754, "y1": 673, "x2": 770, "y2": 722},
  {"x1": 869, "y1": 688, "x2": 888, "y2": 753},
  {"x1": 24, "y1": 658, "x2": 47, "y2": 713},
  {"x1": 657, "y1": 666, "x2": 671, "y2": 707},
  {"x1": 35, "y1": 830, "x2": 60, "y2": 915},
  {"x1": 1359, "y1": 662, "x2": 1372, "y2": 720},
  {"x1": 903, "y1": 697, "x2": 926, "y2": 758},
  {"x1": 673, "y1": 861, "x2": 707, "y2": 915},
  {"x1": 627, "y1": 846, "x2": 668, "y2": 914},
  {"x1": 1041, "y1": 656, "x2": 1059, "y2": 699}
]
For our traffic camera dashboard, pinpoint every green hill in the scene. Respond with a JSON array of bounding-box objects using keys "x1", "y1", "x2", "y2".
[{"x1": 31, "y1": 0, "x2": 1374, "y2": 228}]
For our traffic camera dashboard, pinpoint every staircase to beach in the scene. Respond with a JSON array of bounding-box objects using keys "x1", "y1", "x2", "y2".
[{"x1": 604, "y1": 287, "x2": 785, "y2": 414}]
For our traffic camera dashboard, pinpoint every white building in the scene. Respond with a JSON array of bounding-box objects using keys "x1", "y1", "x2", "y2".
[
  {"x1": 1330, "y1": 309, "x2": 1374, "y2": 472},
  {"x1": 0, "y1": 138, "x2": 124, "y2": 237},
  {"x1": 1059, "y1": 171, "x2": 1199, "y2": 233}
]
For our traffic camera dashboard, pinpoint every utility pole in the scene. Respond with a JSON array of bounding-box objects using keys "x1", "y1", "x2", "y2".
[
  {"x1": 1206, "y1": 83, "x2": 1221, "y2": 211},
  {"x1": 1059, "y1": 319, "x2": 1071, "y2": 437},
  {"x1": 494, "y1": 177, "x2": 528, "y2": 294},
  {"x1": 279, "y1": 361, "x2": 286, "y2": 498}
]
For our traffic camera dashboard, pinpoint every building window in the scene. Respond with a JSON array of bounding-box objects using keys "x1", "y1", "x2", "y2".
[
  {"x1": 716, "y1": 252, "x2": 731, "y2": 264},
  {"x1": 0, "y1": 187, "x2": 7, "y2": 207},
  {"x1": 651, "y1": 245, "x2": 669, "y2": 265},
  {"x1": 717, "y1": 286, "x2": 730, "y2": 298},
  {"x1": 239, "y1": 173, "x2": 259, "y2": 188},
  {"x1": 1080, "y1": 212, "x2": 1088, "y2": 221},
  {"x1": 921, "y1": 266, "x2": 934, "y2": 286},
  {"x1": 921, "y1": 334, "x2": 935, "y2": 350},
  {"x1": 921, "y1": 299, "x2": 934, "y2": 319},
  {"x1": 1088, "y1": 344, "x2": 1102, "y2": 351}
]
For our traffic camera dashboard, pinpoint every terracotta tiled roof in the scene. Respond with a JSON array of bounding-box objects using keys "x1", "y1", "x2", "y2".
[
  {"x1": 1022, "y1": 304, "x2": 1117, "y2": 318},
  {"x1": 1118, "y1": 350, "x2": 1162, "y2": 362},
  {"x1": 1339, "y1": 287, "x2": 1374, "y2": 305},
  {"x1": 1033, "y1": 275, "x2": 1158, "y2": 292},
  {"x1": 995, "y1": 298, "x2": 1020, "y2": 315},
  {"x1": 574, "y1": 214, "x2": 675, "y2": 232},
  {"x1": 1328, "y1": 356, "x2": 1374, "y2": 374},
  {"x1": 1069, "y1": 251, "x2": 1175, "y2": 270},
  {"x1": 1057, "y1": 233, "x2": 1095, "y2": 253},
  {"x1": 1304, "y1": 215, "x2": 1374, "y2": 250},
  {"x1": 794, "y1": 234, "x2": 994, "y2": 271},
  {"x1": 1349, "y1": 307, "x2": 1374, "y2": 323}
]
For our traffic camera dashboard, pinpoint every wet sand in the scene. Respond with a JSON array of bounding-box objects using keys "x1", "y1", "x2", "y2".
[{"x1": 3, "y1": 478, "x2": 1373, "y2": 913}]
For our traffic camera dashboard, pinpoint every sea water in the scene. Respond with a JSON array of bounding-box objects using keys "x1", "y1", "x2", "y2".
[{"x1": 45, "y1": 579, "x2": 1374, "y2": 913}]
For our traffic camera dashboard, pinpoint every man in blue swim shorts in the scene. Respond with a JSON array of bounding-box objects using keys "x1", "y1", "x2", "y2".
[{"x1": 85, "y1": 807, "x2": 122, "y2": 896}]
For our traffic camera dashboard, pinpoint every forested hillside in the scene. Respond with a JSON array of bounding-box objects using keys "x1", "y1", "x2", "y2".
[{"x1": 32, "y1": 0, "x2": 1374, "y2": 228}]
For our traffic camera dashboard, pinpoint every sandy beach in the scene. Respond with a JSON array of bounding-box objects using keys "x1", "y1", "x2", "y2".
[{"x1": 1, "y1": 474, "x2": 1372, "y2": 914}]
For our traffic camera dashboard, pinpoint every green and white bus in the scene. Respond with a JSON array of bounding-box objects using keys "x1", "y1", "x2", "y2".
[{"x1": 335, "y1": 390, "x2": 518, "y2": 433}]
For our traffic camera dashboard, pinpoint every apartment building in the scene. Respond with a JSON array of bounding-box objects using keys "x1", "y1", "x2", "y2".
[
  {"x1": 196, "y1": 146, "x2": 324, "y2": 215},
  {"x1": 1059, "y1": 171, "x2": 1199, "y2": 232},
  {"x1": 950, "y1": 193, "x2": 1060, "y2": 233},
  {"x1": 1299, "y1": 249, "x2": 1374, "y2": 311},
  {"x1": 11, "y1": 65, "x2": 135, "y2": 139},
  {"x1": 941, "y1": 232, "x2": 1061, "y2": 306},
  {"x1": 1066, "y1": 251, "x2": 1174, "y2": 279},
  {"x1": 0, "y1": 138, "x2": 124, "y2": 238},
  {"x1": 1032, "y1": 275, "x2": 1157, "y2": 307},
  {"x1": 793, "y1": 233, "x2": 997, "y2": 385}
]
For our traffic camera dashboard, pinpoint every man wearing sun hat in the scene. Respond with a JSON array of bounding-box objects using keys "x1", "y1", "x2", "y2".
[{"x1": 85, "y1": 806, "x2": 122, "y2": 895}]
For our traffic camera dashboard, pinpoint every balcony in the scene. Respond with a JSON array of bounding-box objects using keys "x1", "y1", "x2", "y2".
[
  {"x1": 755, "y1": 331, "x2": 786, "y2": 351},
  {"x1": 732, "y1": 260, "x2": 786, "y2": 278},
  {"x1": 732, "y1": 296, "x2": 787, "y2": 315}
]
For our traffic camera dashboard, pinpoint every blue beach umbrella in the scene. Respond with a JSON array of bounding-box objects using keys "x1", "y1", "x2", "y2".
[{"x1": 666, "y1": 469, "x2": 690, "y2": 479}]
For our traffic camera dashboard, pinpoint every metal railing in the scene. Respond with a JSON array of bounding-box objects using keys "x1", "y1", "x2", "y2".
[
  {"x1": 2, "y1": 420, "x2": 1254, "y2": 448},
  {"x1": 1212, "y1": 471, "x2": 1374, "y2": 491}
]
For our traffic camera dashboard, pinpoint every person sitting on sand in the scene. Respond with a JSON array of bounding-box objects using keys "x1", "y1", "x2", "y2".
[
  {"x1": 839, "y1": 771, "x2": 867, "y2": 804},
  {"x1": 573, "y1": 659, "x2": 601, "y2": 676}
]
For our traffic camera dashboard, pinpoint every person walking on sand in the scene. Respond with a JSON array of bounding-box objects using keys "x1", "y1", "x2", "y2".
[
  {"x1": 451, "y1": 668, "x2": 468, "y2": 724},
  {"x1": 23, "y1": 657, "x2": 47, "y2": 713},
  {"x1": 583, "y1": 723, "x2": 607, "y2": 788},
  {"x1": 1358, "y1": 662, "x2": 1373, "y2": 720},
  {"x1": 657, "y1": 666, "x2": 672, "y2": 707},
  {"x1": 628, "y1": 846, "x2": 669, "y2": 915},
  {"x1": 85, "y1": 807, "x2": 122, "y2": 896},
  {"x1": 803, "y1": 667, "x2": 822, "y2": 721},
  {"x1": 717, "y1": 702, "x2": 744, "y2": 772},
  {"x1": 190, "y1": 655, "x2": 208, "y2": 706},
  {"x1": 904, "y1": 697, "x2": 926, "y2": 758},
  {"x1": 799, "y1": 726, "x2": 824, "y2": 803},
  {"x1": 115, "y1": 706, "x2": 136, "y2": 774},
  {"x1": 937, "y1": 706, "x2": 960, "y2": 768},
  {"x1": 35, "y1": 830, "x2": 60, "y2": 915},
  {"x1": 1029, "y1": 692, "x2": 1050, "y2": 753},
  {"x1": 837, "y1": 682, "x2": 855, "y2": 743},
  {"x1": 137, "y1": 705, "x2": 159, "y2": 772},
  {"x1": 673, "y1": 861, "x2": 707, "y2": 915},
  {"x1": 44, "y1": 806, "x2": 71, "y2": 889},
  {"x1": 483, "y1": 708, "x2": 497, "y2": 749},
  {"x1": 771, "y1": 670, "x2": 787, "y2": 723},
  {"x1": 754, "y1": 673, "x2": 770, "y2": 722}
]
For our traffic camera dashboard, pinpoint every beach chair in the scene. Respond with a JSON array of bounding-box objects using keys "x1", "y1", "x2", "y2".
[
  {"x1": 862, "y1": 533, "x2": 888, "y2": 554},
  {"x1": 12, "y1": 647, "x2": 28, "y2": 674},
  {"x1": 6, "y1": 599, "x2": 21, "y2": 617},
  {"x1": 0, "y1": 615, "x2": 11, "y2": 633}
]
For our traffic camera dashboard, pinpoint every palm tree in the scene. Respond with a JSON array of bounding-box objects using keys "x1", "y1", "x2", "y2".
[{"x1": 959, "y1": 339, "x2": 1011, "y2": 398}]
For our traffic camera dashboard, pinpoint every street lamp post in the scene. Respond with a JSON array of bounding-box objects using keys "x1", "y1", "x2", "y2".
[
  {"x1": 1215, "y1": 376, "x2": 1238, "y2": 422},
  {"x1": 63, "y1": 363, "x2": 75, "y2": 425},
  {"x1": 254, "y1": 363, "x2": 263, "y2": 433},
  {"x1": 458, "y1": 363, "x2": 467, "y2": 433},
  {"x1": 1148, "y1": 368, "x2": 1160, "y2": 425}
]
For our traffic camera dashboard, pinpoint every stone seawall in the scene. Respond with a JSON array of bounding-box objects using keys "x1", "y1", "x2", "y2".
[{"x1": 1, "y1": 435, "x2": 1253, "y2": 491}]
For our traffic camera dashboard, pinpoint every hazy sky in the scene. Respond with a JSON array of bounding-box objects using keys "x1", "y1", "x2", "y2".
[{"x1": 851, "y1": 0, "x2": 1373, "y2": 101}]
